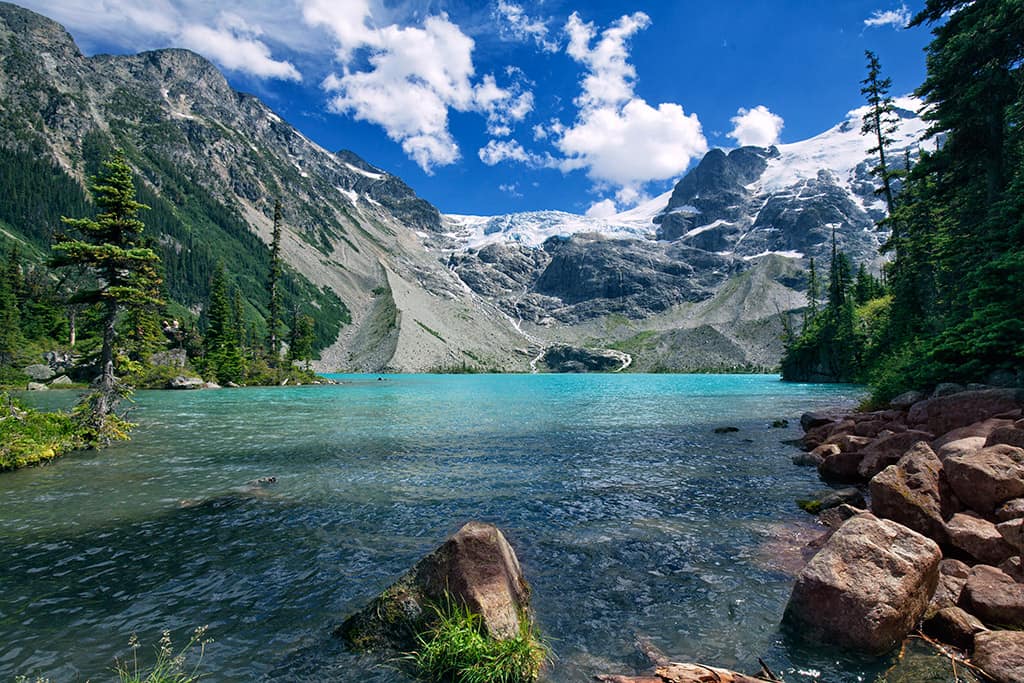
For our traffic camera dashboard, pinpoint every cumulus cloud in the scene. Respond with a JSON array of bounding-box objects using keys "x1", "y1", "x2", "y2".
[
  {"x1": 585, "y1": 198, "x2": 618, "y2": 218},
  {"x1": 18, "y1": 1, "x2": 301, "y2": 81},
  {"x1": 495, "y1": 1, "x2": 558, "y2": 52},
  {"x1": 307, "y1": 1, "x2": 533, "y2": 172},
  {"x1": 864, "y1": 4, "x2": 911, "y2": 28},
  {"x1": 554, "y1": 12, "x2": 707, "y2": 206},
  {"x1": 728, "y1": 105, "x2": 784, "y2": 147}
]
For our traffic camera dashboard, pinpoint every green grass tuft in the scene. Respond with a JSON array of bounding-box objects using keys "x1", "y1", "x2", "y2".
[
  {"x1": 413, "y1": 598, "x2": 547, "y2": 683},
  {"x1": 115, "y1": 626, "x2": 212, "y2": 683}
]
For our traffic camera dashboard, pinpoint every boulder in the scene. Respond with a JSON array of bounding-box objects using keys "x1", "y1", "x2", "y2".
[
  {"x1": 167, "y1": 376, "x2": 205, "y2": 390},
  {"x1": 148, "y1": 348, "x2": 187, "y2": 368},
  {"x1": 869, "y1": 442, "x2": 953, "y2": 544},
  {"x1": 26, "y1": 382, "x2": 48, "y2": 391},
  {"x1": 22, "y1": 364, "x2": 54, "y2": 381},
  {"x1": 800, "y1": 422, "x2": 834, "y2": 450},
  {"x1": 890, "y1": 390, "x2": 925, "y2": 410},
  {"x1": 336, "y1": 521, "x2": 532, "y2": 651},
  {"x1": 818, "y1": 503, "x2": 864, "y2": 529},
  {"x1": 923, "y1": 606, "x2": 987, "y2": 650},
  {"x1": 783, "y1": 513, "x2": 941, "y2": 653},
  {"x1": 946, "y1": 513, "x2": 1015, "y2": 565},
  {"x1": 997, "y1": 499, "x2": 1024, "y2": 522},
  {"x1": 823, "y1": 433, "x2": 872, "y2": 452},
  {"x1": 945, "y1": 444, "x2": 1024, "y2": 514},
  {"x1": 48, "y1": 375, "x2": 72, "y2": 386},
  {"x1": 931, "y1": 382, "x2": 965, "y2": 398},
  {"x1": 997, "y1": 518, "x2": 1024, "y2": 554},
  {"x1": 818, "y1": 449, "x2": 869, "y2": 483},
  {"x1": 203, "y1": 381, "x2": 221, "y2": 390},
  {"x1": 857, "y1": 429, "x2": 935, "y2": 480},
  {"x1": 853, "y1": 419, "x2": 890, "y2": 438},
  {"x1": 793, "y1": 443, "x2": 838, "y2": 467},
  {"x1": 973, "y1": 630, "x2": 1024, "y2": 683},
  {"x1": 801, "y1": 411, "x2": 835, "y2": 432},
  {"x1": 928, "y1": 558, "x2": 971, "y2": 615},
  {"x1": 959, "y1": 564, "x2": 1024, "y2": 627},
  {"x1": 933, "y1": 418, "x2": 1013, "y2": 450},
  {"x1": 1000, "y1": 556, "x2": 1024, "y2": 582},
  {"x1": 987, "y1": 426, "x2": 1024, "y2": 449},
  {"x1": 936, "y1": 436, "x2": 986, "y2": 462},
  {"x1": 908, "y1": 389, "x2": 1024, "y2": 437}
]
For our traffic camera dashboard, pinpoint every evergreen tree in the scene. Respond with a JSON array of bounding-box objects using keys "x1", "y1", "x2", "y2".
[
  {"x1": 203, "y1": 263, "x2": 245, "y2": 384},
  {"x1": 861, "y1": 50, "x2": 901, "y2": 217},
  {"x1": 53, "y1": 150, "x2": 161, "y2": 434},
  {"x1": 266, "y1": 200, "x2": 284, "y2": 364},
  {"x1": 288, "y1": 310, "x2": 315, "y2": 371},
  {"x1": 0, "y1": 257, "x2": 21, "y2": 366},
  {"x1": 806, "y1": 257, "x2": 819, "y2": 321}
]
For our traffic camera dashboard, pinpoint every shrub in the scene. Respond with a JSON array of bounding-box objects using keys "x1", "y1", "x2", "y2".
[
  {"x1": 413, "y1": 598, "x2": 547, "y2": 683},
  {"x1": 115, "y1": 626, "x2": 212, "y2": 683}
]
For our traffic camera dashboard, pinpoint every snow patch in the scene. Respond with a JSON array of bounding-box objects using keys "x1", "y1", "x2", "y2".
[
  {"x1": 742, "y1": 250, "x2": 804, "y2": 261},
  {"x1": 345, "y1": 163, "x2": 386, "y2": 181}
]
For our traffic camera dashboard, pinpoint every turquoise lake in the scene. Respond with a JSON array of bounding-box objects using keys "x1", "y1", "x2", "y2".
[{"x1": 0, "y1": 374, "x2": 892, "y2": 682}]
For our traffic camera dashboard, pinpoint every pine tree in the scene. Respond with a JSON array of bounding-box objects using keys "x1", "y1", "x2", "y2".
[
  {"x1": 0, "y1": 256, "x2": 21, "y2": 366},
  {"x1": 266, "y1": 200, "x2": 284, "y2": 364},
  {"x1": 52, "y1": 150, "x2": 161, "y2": 434},
  {"x1": 203, "y1": 263, "x2": 245, "y2": 384},
  {"x1": 861, "y1": 50, "x2": 901, "y2": 217},
  {"x1": 288, "y1": 309, "x2": 315, "y2": 371}
]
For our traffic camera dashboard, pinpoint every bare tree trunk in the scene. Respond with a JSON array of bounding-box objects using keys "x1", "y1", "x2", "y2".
[
  {"x1": 69, "y1": 307, "x2": 77, "y2": 347},
  {"x1": 97, "y1": 299, "x2": 118, "y2": 416}
]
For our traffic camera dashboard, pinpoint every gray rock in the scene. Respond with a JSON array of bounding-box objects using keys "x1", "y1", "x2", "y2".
[
  {"x1": 539, "y1": 345, "x2": 627, "y2": 373},
  {"x1": 336, "y1": 521, "x2": 532, "y2": 651},
  {"x1": 783, "y1": 512, "x2": 941, "y2": 653},
  {"x1": 22, "y1": 364, "x2": 54, "y2": 381},
  {"x1": 167, "y1": 376, "x2": 205, "y2": 390},
  {"x1": 890, "y1": 390, "x2": 925, "y2": 410},
  {"x1": 26, "y1": 381, "x2": 48, "y2": 391},
  {"x1": 931, "y1": 382, "x2": 965, "y2": 398},
  {"x1": 48, "y1": 375, "x2": 72, "y2": 386},
  {"x1": 149, "y1": 348, "x2": 188, "y2": 368},
  {"x1": 973, "y1": 630, "x2": 1024, "y2": 683}
]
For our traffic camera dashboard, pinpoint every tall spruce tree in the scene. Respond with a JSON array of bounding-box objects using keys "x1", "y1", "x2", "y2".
[
  {"x1": 266, "y1": 200, "x2": 284, "y2": 364},
  {"x1": 53, "y1": 151, "x2": 161, "y2": 435},
  {"x1": 288, "y1": 309, "x2": 315, "y2": 371},
  {"x1": 861, "y1": 50, "x2": 901, "y2": 217},
  {"x1": 0, "y1": 255, "x2": 21, "y2": 367},
  {"x1": 203, "y1": 263, "x2": 245, "y2": 384}
]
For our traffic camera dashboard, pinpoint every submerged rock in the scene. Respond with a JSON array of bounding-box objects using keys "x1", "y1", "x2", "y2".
[
  {"x1": 336, "y1": 521, "x2": 532, "y2": 651},
  {"x1": 783, "y1": 513, "x2": 941, "y2": 654}
]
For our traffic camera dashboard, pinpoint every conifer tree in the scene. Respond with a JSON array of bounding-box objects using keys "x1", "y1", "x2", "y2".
[
  {"x1": 861, "y1": 50, "x2": 900, "y2": 217},
  {"x1": 53, "y1": 150, "x2": 161, "y2": 433},
  {"x1": 266, "y1": 200, "x2": 284, "y2": 364},
  {"x1": 203, "y1": 263, "x2": 245, "y2": 384},
  {"x1": 288, "y1": 309, "x2": 315, "y2": 371},
  {"x1": 0, "y1": 257, "x2": 21, "y2": 367}
]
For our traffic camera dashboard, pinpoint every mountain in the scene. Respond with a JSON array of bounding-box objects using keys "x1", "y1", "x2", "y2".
[
  {"x1": 0, "y1": 2, "x2": 529, "y2": 372},
  {"x1": 0, "y1": 3, "x2": 925, "y2": 373}
]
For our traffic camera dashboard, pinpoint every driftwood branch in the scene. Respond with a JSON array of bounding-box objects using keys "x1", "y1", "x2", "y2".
[{"x1": 596, "y1": 662, "x2": 776, "y2": 683}]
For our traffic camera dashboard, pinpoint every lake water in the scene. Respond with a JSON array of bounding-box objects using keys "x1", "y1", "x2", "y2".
[{"x1": 1, "y1": 374, "x2": 891, "y2": 682}]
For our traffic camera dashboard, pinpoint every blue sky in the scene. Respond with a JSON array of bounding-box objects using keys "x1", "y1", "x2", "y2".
[{"x1": 21, "y1": 1, "x2": 932, "y2": 216}]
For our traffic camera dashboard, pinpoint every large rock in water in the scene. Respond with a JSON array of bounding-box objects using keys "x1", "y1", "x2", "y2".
[
  {"x1": 783, "y1": 513, "x2": 941, "y2": 653},
  {"x1": 869, "y1": 442, "x2": 953, "y2": 544},
  {"x1": 336, "y1": 522, "x2": 532, "y2": 651},
  {"x1": 945, "y1": 444, "x2": 1024, "y2": 514}
]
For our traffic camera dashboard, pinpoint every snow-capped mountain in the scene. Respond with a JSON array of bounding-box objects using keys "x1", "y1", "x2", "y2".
[{"x1": 445, "y1": 97, "x2": 925, "y2": 268}]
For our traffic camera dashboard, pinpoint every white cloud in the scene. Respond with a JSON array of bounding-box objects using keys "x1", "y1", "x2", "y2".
[
  {"x1": 864, "y1": 4, "x2": 911, "y2": 28},
  {"x1": 727, "y1": 105, "x2": 784, "y2": 147},
  {"x1": 479, "y1": 139, "x2": 530, "y2": 165},
  {"x1": 495, "y1": 1, "x2": 559, "y2": 52},
  {"x1": 18, "y1": 1, "x2": 302, "y2": 81},
  {"x1": 554, "y1": 12, "x2": 707, "y2": 207},
  {"x1": 585, "y1": 199, "x2": 618, "y2": 218},
  {"x1": 499, "y1": 182, "x2": 522, "y2": 197},
  {"x1": 179, "y1": 23, "x2": 301, "y2": 81}
]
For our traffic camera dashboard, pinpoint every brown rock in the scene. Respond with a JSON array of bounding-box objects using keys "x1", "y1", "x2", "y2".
[
  {"x1": 890, "y1": 390, "x2": 925, "y2": 410},
  {"x1": 997, "y1": 518, "x2": 1024, "y2": 552},
  {"x1": 922, "y1": 606, "x2": 987, "y2": 650},
  {"x1": 801, "y1": 411, "x2": 836, "y2": 432},
  {"x1": 869, "y1": 442, "x2": 953, "y2": 544},
  {"x1": 783, "y1": 513, "x2": 941, "y2": 653},
  {"x1": 946, "y1": 512, "x2": 1016, "y2": 565},
  {"x1": 945, "y1": 444, "x2": 1024, "y2": 514},
  {"x1": 801, "y1": 422, "x2": 833, "y2": 450},
  {"x1": 932, "y1": 418, "x2": 1013, "y2": 450},
  {"x1": 936, "y1": 436, "x2": 986, "y2": 462},
  {"x1": 823, "y1": 432, "x2": 872, "y2": 452},
  {"x1": 818, "y1": 449, "x2": 868, "y2": 483},
  {"x1": 973, "y1": 630, "x2": 1024, "y2": 683},
  {"x1": 336, "y1": 521, "x2": 532, "y2": 650},
  {"x1": 819, "y1": 503, "x2": 864, "y2": 529},
  {"x1": 987, "y1": 426, "x2": 1024, "y2": 449},
  {"x1": 1000, "y1": 556, "x2": 1024, "y2": 582},
  {"x1": 857, "y1": 430, "x2": 935, "y2": 479},
  {"x1": 997, "y1": 498, "x2": 1024, "y2": 522},
  {"x1": 928, "y1": 558, "x2": 972, "y2": 615},
  {"x1": 960, "y1": 564, "x2": 1024, "y2": 627},
  {"x1": 854, "y1": 419, "x2": 889, "y2": 438},
  {"x1": 908, "y1": 388, "x2": 1024, "y2": 436}
]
